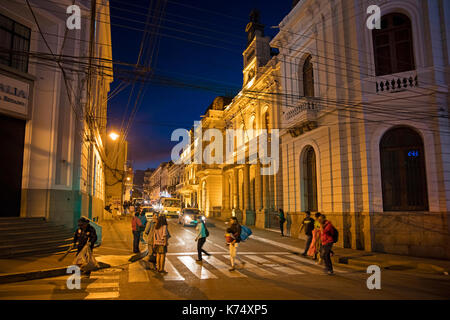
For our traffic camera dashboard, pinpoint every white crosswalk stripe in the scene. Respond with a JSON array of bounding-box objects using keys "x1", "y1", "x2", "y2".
[
  {"x1": 203, "y1": 255, "x2": 246, "y2": 278},
  {"x1": 178, "y1": 256, "x2": 218, "y2": 279},
  {"x1": 224, "y1": 255, "x2": 276, "y2": 278},
  {"x1": 84, "y1": 268, "x2": 121, "y2": 300},
  {"x1": 244, "y1": 255, "x2": 304, "y2": 275},
  {"x1": 163, "y1": 258, "x2": 186, "y2": 281},
  {"x1": 0, "y1": 267, "x2": 122, "y2": 300},
  {"x1": 265, "y1": 255, "x2": 323, "y2": 274}
]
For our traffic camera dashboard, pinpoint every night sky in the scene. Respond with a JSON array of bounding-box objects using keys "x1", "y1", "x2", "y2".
[{"x1": 107, "y1": 0, "x2": 292, "y2": 170}]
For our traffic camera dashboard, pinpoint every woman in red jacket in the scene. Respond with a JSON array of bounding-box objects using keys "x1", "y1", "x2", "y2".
[{"x1": 318, "y1": 214, "x2": 335, "y2": 275}]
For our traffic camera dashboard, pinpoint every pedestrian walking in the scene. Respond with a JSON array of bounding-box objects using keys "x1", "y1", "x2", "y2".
[
  {"x1": 307, "y1": 212, "x2": 323, "y2": 263},
  {"x1": 318, "y1": 214, "x2": 336, "y2": 275},
  {"x1": 195, "y1": 216, "x2": 210, "y2": 262},
  {"x1": 153, "y1": 215, "x2": 170, "y2": 273},
  {"x1": 131, "y1": 212, "x2": 144, "y2": 253},
  {"x1": 299, "y1": 211, "x2": 315, "y2": 256},
  {"x1": 144, "y1": 213, "x2": 158, "y2": 270},
  {"x1": 73, "y1": 217, "x2": 97, "y2": 255},
  {"x1": 228, "y1": 217, "x2": 245, "y2": 271},
  {"x1": 139, "y1": 209, "x2": 147, "y2": 244},
  {"x1": 278, "y1": 209, "x2": 286, "y2": 236}
]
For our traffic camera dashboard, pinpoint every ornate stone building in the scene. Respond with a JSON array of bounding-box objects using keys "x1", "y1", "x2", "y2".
[{"x1": 275, "y1": 0, "x2": 450, "y2": 259}]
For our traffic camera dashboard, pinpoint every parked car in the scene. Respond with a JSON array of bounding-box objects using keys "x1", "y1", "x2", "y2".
[
  {"x1": 178, "y1": 208, "x2": 205, "y2": 227},
  {"x1": 142, "y1": 206, "x2": 155, "y2": 221}
]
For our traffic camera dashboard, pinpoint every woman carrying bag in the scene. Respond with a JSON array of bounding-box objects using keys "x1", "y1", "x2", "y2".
[
  {"x1": 144, "y1": 213, "x2": 158, "y2": 270},
  {"x1": 153, "y1": 215, "x2": 170, "y2": 273}
]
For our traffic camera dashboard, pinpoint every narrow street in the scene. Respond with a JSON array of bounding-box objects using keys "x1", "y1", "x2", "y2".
[{"x1": 0, "y1": 218, "x2": 449, "y2": 300}]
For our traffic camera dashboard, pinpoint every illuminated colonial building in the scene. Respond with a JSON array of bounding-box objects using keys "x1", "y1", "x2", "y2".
[
  {"x1": 275, "y1": 0, "x2": 450, "y2": 259},
  {"x1": 0, "y1": 0, "x2": 113, "y2": 228},
  {"x1": 177, "y1": 11, "x2": 283, "y2": 228}
]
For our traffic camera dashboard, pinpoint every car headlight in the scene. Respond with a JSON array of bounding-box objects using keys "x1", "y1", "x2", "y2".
[
  {"x1": 164, "y1": 210, "x2": 168, "y2": 213},
  {"x1": 177, "y1": 211, "x2": 180, "y2": 213},
  {"x1": 185, "y1": 216, "x2": 191, "y2": 222},
  {"x1": 201, "y1": 216, "x2": 206, "y2": 221}
]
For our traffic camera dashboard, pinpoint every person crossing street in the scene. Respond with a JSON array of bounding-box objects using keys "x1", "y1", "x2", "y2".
[
  {"x1": 318, "y1": 214, "x2": 336, "y2": 275},
  {"x1": 195, "y1": 215, "x2": 210, "y2": 262},
  {"x1": 228, "y1": 217, "x2": 245, "y2": 271}
]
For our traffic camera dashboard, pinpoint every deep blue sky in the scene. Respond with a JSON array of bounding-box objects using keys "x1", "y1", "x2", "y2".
[{"x1": 107, "y1": 0, "x2": 292, "y2": 170}]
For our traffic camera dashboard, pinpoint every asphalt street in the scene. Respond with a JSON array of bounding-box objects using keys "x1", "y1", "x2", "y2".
[{"x1": 0, "y1": 217, "x2": 449, "y2": 300}]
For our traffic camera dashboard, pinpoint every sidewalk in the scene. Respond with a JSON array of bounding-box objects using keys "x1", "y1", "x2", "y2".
[
  {"x1": 0, "y1": 218, "x2": 141, "y2": 284},
  {"x1": 209, "y1": 218, "x2": 450, "y2": 275}
]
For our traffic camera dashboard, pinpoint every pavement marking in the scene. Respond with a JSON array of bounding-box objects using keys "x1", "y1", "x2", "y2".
[
  {"x1": 89, "y1": 275, "x2": 120, "y2": 280},
  {"x1": 223, "y1": 255, "x2": 277, "y2": 278},
  {"x1": 162, "y1": 258, "x2": 185, "y2": 281},
  {"x1": 203, "y1": 255, "x2": 246, "y2": 278},
  {"x1": 285, "y1": 254, "x2": 349, "y2": 273},
  {"x1": 128, "y1": 260, "x2": 150, "y2": 283},
  {"x1": 249, "y1": 234, "x2": 304, "y2": 253},
  {"x1": 85, "y1": 291, "x2": 120, "y2": 300},
  {"x1": 178, "y1": 256, "x2": 218, "y2": 280},
  {"x1": 244, "y1": 255, "x2": 303, "y2": 275},
  {"x1": 166, "y1": 251, "x2": 291, "y2": 256},
  {"x1": 265, "y1": 255, "x2": 323, "y2": 274},
  {"x1": 86, "y1": 282, "x2": 119, "y2": 289}
]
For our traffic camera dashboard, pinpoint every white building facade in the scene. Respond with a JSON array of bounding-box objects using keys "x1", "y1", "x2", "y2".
[
  {"x1": 0, "y1": 0, "x2": 113, "y2": 229},
  {"x1": 276, "y1": 0, "x2": 450, "y2": 259}
]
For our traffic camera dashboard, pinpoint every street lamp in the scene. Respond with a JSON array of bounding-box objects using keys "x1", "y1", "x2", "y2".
[{"x1": 109, "y1": 132, "x2": 119, "y2": 141}]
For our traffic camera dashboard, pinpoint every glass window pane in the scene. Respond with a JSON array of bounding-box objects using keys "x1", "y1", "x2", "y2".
[{"x1": 0, "y1": 14, "x2": 13, "y2": 31}]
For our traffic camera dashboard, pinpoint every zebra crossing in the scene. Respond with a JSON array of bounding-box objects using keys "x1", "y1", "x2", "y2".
[
  {"x1": 129, "y1": 252, "x2": 344, "y2": 282},
  {"x1": 0, "y1": 267, "x2": 122, "y2": 300}
]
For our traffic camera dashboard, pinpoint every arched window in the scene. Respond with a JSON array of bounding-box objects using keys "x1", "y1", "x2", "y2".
[
  {"x1": 302, "y1": 55, "x2": 314, "y2": 97},
  {"x1": 372, "y1": 13, "x2": 415, "y2": 76},
  {"x1": 380, "y1": 127, "x2": 428, "y2": 211},
  {"x1": 263, "y1": 111, "x2": 270, "y2": 130},
  {"x1": 302, "y1": 146, "x2": 318, "y2": 211}
]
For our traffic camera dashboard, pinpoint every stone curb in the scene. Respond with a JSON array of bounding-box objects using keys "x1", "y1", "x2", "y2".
[
  {"x1": 0, "y1": 267, "x2": 69, "y2": 285},
  {"x1": 333, "y1": 255, "x2": 449, "y2": 275},
  {"x1": 0, "y1": 262, "x2": 114, "y2": 285}
]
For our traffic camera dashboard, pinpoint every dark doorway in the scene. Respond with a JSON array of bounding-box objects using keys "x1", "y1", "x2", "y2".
[{"x1": 0, "y1": 114, "x2": 26, "y2": 217}]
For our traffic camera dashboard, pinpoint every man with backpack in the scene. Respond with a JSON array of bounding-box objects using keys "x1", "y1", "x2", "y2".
[
  {"x1": 228, "y1": 217, "x2": 247, "y2": 271},
  {"x1": 299, "y1": 211, "x2": 315, "y2": 256},
  {"x1": 318, "y1": 214, "x2": 338, "y2": 275},
  {"x1": 195, "y1": 216, "x2": 211, "y2": 262}
]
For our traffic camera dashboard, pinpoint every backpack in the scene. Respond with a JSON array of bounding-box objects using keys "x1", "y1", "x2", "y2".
[
  {"x1": 202, "y1": 221, "x2": 209, "y2": 237},
  {"x1": 240, "y1": 225, "x2": 252, "y2": 241},
  {"x1": 331, "y1": 226, "x2": 339, "y2": 243}
]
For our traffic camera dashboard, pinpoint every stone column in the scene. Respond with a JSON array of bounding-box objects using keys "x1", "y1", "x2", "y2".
[
  {"x1": 255, "y1": 163, "x2": 262, "y2": 211},
  {"x1": 233, "y1": 168, "x2": 239, "y2": 210},
  {"x1": 243, "y1": 165, "x2": 250, "y2": 212}
]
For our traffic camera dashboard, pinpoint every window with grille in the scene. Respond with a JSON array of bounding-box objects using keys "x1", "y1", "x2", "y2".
[
  {"x1": 302, "y1": 55, "x2": 314, "y2": 97},
  {"x1": 0, "y1": 14, "x2": 31, "y2": 73},
  {"x1": 380, "y1": 127, "x2": 428, "y2": 211},
  {"x1": 303, "y1": 146, "x2": 318, "y2": 211},
  {"x1": 372, "y1": 13, "x2": 415, "y2": 76}
]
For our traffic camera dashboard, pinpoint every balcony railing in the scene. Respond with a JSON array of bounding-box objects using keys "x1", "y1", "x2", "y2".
[
  {"x1": 283, "y1": 98, "x2": 320, "y2": 137},
  {"x1": 375, "y1": 72, "x2": 418, "y2": 93}
]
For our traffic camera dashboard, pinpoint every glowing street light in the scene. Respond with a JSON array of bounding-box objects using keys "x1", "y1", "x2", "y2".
[{"x1": 109, "y1": 132, "x2": 119, "y2": 141}]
